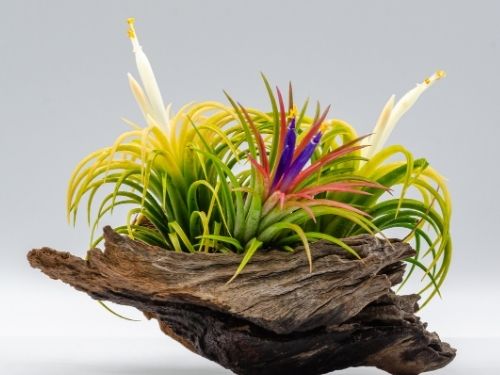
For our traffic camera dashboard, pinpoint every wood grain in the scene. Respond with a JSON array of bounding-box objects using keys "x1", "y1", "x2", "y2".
[{"x1": 27, "y1": 226, "x2": 455, "y2": 374}]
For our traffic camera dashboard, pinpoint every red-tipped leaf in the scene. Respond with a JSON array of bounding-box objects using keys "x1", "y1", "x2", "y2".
[
  {"x1": 300, "y1": 198, "x2": 371, "y2": 217},
  {"x1": 293, "y1": 105, "x2": 331, "y2": 159},
  {"x1": 276, "y1": 87, "x2": 287, "y2": 158},
  {"x1": 239, "y1": 104, "x2": 270, "y2": 172},
  {"x1": 287, "y1": 135, "x2": 372, "y2": 192},
  {"x1": 294, "y1": 181, "x2": 387, "y2": 197}
]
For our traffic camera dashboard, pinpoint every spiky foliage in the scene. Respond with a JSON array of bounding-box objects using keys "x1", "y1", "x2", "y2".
[
  {"x1": 67, "y1": 82, "x2": 381, "y2": 266},
  {"x1": 67, "y1": 20, "x2": 451, "y2": 307}
]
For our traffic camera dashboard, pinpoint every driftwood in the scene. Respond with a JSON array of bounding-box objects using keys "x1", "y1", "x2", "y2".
[{"x1": 27, "y1": 226, "x2": 455, "y2": 375}]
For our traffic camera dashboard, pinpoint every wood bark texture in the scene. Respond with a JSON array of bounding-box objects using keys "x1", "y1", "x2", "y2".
[{"x1": 27, "y1": 226, "x2": 455, "y2": 375}]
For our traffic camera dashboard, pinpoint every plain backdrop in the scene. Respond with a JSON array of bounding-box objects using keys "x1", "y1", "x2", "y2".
[{"x1": 1, "y1": 0, "x2": 499, "y2": 374}]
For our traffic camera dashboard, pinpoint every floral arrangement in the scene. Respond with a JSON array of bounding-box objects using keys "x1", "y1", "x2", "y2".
[{"x1": 67, "y1": 19, "x2": 451, "y2": 307}]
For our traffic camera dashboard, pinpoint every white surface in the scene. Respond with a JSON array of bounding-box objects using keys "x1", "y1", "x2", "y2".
[{"x1": 1, "y1": 337, "x2": 498, "y2": 374}]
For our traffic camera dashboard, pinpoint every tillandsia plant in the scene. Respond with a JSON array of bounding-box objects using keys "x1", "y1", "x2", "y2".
[{"x1": 68, "y1": 19, "x2": 451, "y2": 307}]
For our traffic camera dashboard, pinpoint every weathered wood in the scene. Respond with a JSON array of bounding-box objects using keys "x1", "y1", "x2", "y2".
[{"x1": 27, "y1": 226, "x2": 455, "y2": 374}]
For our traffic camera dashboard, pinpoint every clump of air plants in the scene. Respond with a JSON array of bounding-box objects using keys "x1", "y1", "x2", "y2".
[{"x1": 68, "y1": 19, "x2": 451, "y2": 307}]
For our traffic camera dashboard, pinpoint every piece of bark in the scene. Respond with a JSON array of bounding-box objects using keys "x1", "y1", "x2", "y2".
[{"x1": 27, "y1": 226, "x2": 456, "y2": 375}]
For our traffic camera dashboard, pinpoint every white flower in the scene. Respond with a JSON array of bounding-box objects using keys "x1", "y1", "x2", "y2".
[
  {"x1": 127, "y1": 18, "x2": 170, "y2": 131},
  {"x1": 362, "y1": 70, "x2": 446, "y2": 158}
]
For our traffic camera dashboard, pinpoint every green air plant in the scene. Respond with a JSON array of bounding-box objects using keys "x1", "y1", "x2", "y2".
[{"x1": 68, "y1": 19, "x2": 451, "y2": 307}]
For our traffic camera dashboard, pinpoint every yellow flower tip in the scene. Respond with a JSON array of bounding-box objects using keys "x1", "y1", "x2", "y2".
[
  {"x1": 288, "y1": 104, "x2": 298, "y2": 119},
  {"x1": 320, "y1": 123, "x2": 328, "y2": 133},
  {"x1": 127, "y1": 17, "x2": 136, "y2": 39},
  {"x1": 423, "y1": 70, "x2": 447, "y2": 85},
  {"x1": 436, "y1": 69, "x2": 447, "y2": 79}
]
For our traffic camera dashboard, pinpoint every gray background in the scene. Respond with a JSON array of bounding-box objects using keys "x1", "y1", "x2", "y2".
[{"x1": 1, "y1": 0, "x2": 499, "y2": 373}]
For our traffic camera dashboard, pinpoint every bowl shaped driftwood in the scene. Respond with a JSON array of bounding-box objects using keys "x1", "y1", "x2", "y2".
[{"x1": 28, "y1": 226, "x2": 455, "y2": 375}]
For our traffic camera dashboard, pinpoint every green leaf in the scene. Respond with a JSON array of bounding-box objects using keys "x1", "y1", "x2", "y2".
[{"x1": 227, "y1": 238, "x2": 263, "y2": 283}]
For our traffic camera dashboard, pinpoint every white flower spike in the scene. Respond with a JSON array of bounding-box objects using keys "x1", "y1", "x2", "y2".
[
  {"x1": 127, "y1": 18, "x2": 170, "y2": 131},
  {"x1": 363, "y1": 70, "x2": 446, "y2": 158}
]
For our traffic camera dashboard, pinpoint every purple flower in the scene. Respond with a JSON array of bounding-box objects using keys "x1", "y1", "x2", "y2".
[
  {"x1": 279, "y1": 131, "x2": 323, "y2": 191},
  {"x1": 272, "y1": 117, "x2": 296, "y2": 189}
]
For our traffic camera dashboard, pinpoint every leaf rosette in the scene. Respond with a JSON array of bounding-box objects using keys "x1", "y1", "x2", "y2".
[{"x1": 68, "y1": 19, "x2": 451, "y2": 307}]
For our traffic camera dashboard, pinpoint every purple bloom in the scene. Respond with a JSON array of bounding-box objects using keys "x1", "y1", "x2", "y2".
[
  {"x1": 272, "y1": 117, "x2": 296, "y2": 188},
  {"x1": 279, "y1": 131, "x2": 323, "y2": 191}
]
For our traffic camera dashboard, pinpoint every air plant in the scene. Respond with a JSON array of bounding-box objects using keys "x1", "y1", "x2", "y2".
[{"x1": 68, "y1": 19, "x2": 451, "y2": 307}]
